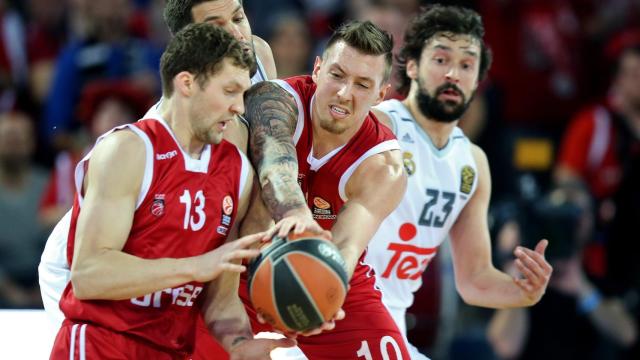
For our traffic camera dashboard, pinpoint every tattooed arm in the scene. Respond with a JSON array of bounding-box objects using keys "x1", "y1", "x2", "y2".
[{"x1": 243, "y1": 81, "x2": 313, "y2": 225}]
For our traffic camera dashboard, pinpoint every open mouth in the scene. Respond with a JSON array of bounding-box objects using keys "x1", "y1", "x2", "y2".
[
  {"x1": 329, "y1": 105, "x2": 349, "y2": 119},
  {"x1": 439, "y1": 89, "x2": 462, "y2": 101}
]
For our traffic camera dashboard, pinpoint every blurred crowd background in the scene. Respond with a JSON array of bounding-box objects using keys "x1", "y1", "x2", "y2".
[{"x1": 0, "y1": 0, "x2": 638, "y2": 359}]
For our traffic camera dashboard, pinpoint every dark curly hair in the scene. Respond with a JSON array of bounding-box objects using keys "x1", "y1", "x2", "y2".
[
  {"x1": 397, "y1": 5, "x2": 492, "y2": 95},
  {"x1": 160, "y1": 23, "x2": 254, "y2": 96},
  {"x1": 325, "y1": 20, "x2": 394, "y2": 82},
  {"x1": 164, "y1": 0, "x2": 244, "y2": 36}
]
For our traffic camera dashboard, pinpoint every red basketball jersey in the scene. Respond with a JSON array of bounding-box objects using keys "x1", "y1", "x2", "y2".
[
  {"x1": 59, "y1": 118, "x2": 250, "y2": 356},
  {"x1": 278, "y1": 75, "x2": 400, "y2": 292}
]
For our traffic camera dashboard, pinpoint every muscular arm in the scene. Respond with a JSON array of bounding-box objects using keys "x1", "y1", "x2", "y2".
[
  {"x1": 202, "y1": 166, "x2": 254, "y2": 350},
  {"x1": 244, "y1": 81, "x2": 309, "y2": 221},
  {"x1": 449, "y1": 145, "x2": 551, "y2": 308},
  {"x1": 239, "y1": 175, "x2": 275, "y2": 237},
  {"x1": 331, "y1": 151, "x2": 406, "y2": 278},
  {"x1": 70, "y1": 131, "x2": 198, "y2": 299}
]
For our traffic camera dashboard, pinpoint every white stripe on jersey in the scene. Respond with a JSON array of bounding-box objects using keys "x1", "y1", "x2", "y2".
[
  {"x1": 238, "y1": 147, "x2": 251, "y2": 197},
  {"x1": 338, "y1": 139, "x2": 401, "y2": 201},
  {"x1": 73, "y1": 124, "x2": 154, "y2": 209},
  {"x1": 69, "y1": 324, "x2": 78, "y2": 360},
  {"x1": 79, "y1": 324, "x2": 87, "y2": 360},
  {"x1": 271, "y1": 79, "x2": 305, "y2": 145}
]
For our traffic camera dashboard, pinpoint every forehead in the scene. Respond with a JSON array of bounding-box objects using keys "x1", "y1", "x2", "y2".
[
  {"x1": 324, "y1": 41, "x2": 387, "y2": 83},
  {"x1": 208, "y1": 59, "x2": 251, "y2": 90},
  {"x1": 423, "y1": 33, "x2": 481, "y2": 55},
  {"x1": 191, "y1": 0, "x2": 243, "y2": 21}
]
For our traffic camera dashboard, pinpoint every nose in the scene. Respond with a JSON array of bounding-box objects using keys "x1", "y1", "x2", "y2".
[
  {"x1": 336, "y1": 82, "x2": 353, "y2": 102},
  {"x1": 230, "y1": 98, "x2": 245, "y2": 116},
  {"x1": 226, "y1": 24, "x2": 245, "y2": 42},
  {"x1": 445, "y1": 66, "x2": 460, "y2": 83}
]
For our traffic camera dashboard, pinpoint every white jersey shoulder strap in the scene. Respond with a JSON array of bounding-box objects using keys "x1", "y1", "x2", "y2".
[{"x1": 74, "y1": 124, "x2": 154, "y2": 210}]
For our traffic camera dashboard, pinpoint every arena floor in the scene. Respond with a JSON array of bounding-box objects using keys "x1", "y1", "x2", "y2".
[{"x1": 0, "y1": 310, "x2": 56, "y2": 359}]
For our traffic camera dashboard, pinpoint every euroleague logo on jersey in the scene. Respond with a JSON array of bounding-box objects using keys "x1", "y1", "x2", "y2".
[
  {"x1": 151, "y1": 194, "x2": 165, "y2": 217},
  {"x1": 218, "y1": 195, "x2": 234, "y2": 235},
  {"x1": 222, "y1": 195, "x2": 234, "y2": 215},
  {"x1": 312, "y1": 196, "x2": 336, "y2": 220}
]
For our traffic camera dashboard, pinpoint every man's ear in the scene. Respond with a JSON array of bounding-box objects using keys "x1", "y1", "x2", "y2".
[
  {"x1": 174, "y1": 71, "x2": 195, "y2": 97},
  {"x1": 374, "y1": 83, "x2": 391, "y2": 106},
  {"x1": 311, "y1": 56, "x2": 322, "y2": 83},
  {"x1": 406, "y1": 59, "x2": 419, "y2": 81}
]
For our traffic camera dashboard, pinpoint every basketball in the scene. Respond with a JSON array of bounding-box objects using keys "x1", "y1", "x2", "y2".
[{"x1": 247, "y1": 232, "x2": 349, "y2": 333}]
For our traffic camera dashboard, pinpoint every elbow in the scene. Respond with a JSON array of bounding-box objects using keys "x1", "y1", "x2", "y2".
[
  {"x1": 456, "y1": 282, "x2": 481, "y2": 307},
  {"x1": 69, "y1": 265, "x2": 94, "y2": 300},
  {"x1": 455, "y1": 277, "x2": 492, "y2": 308}
]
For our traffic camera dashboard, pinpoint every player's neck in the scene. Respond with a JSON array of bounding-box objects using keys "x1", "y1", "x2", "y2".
[
  {"x1": 402, "y1": 96, "x2": 458, "y2": 150},
  {"x1": 160, "y1": 97, "x2": 206, "y2": 159}
]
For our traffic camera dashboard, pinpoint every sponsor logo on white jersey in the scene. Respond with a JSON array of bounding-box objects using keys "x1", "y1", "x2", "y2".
[{"x1": 401, "y1": 133, "x2": 414, "y2": 143}]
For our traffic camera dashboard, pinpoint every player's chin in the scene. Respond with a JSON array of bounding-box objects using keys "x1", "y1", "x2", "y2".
[{"x1": 205, "y1": 131, "x2": 224, "y2": 145}]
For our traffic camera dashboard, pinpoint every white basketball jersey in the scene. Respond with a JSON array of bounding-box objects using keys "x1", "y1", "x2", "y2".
[{"x1": 366, "y1": 99, "x2": 479, "y2": 312}]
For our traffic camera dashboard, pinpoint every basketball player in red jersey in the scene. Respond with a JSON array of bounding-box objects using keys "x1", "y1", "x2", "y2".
[
  {"x1": 240, "y1": 21, "x2": 411, "y2": 359},
  {"x1": 49, "y1": 24, "x2": 296, "y2": 359}
]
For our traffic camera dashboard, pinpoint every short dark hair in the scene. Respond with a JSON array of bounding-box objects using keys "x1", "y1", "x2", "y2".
[
  {"x1": 397, "y1": 5, "x2": 493, "y2": 94},
  {"x1": 324, "y1": 20, "x2": 394, "y2": 83},
  {"x1": 164, "y1": 0, "x2": 244, "y2": 36},
  {"x1": 160, "y1": 23, "x2": 253, "y2": 96}
]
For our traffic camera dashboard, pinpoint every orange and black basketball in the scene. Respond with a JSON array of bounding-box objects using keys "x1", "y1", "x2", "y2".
[{"x1": 247, "y1": 232, "x2": 349, "y2": 333}]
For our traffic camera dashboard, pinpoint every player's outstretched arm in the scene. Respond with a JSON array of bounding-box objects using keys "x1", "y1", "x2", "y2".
[
  {"x1": 331, "y1": 151, "x2": 407, "y2": 278},
  {"x1": 244, "y1": 81, "x2": 321, "y2": 234},
  {"x1": 449, "y1": 145, "x2": 552, "y2": 308},
  {"x1": 70, "y1": 131, "x2": 261, "y2": 300}
]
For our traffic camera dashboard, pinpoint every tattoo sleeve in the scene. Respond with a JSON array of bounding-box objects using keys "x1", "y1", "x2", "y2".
[{"x1": 243, "y1": 81, "x2": 308, "y2": 221}]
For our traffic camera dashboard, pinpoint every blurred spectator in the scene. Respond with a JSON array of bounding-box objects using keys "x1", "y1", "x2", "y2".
[
  {"x1": 43, "y1": 0, "x2": 161, "y2": 147},
  {"x1": 606, "y1": 123, "x2": 640, "y2": 358},
  {"x1": 266, "y1": 12, "x2": 312, "y2": 78},
  {"x1": 350, "y1": 0, "x2": 407, "y2": 99},
  {"x1": 478, "y1": 0, "x2": 585, "y2": 125},
  {"x1": 0, "y1": 0, "x2": 27, "y2": 113},
  {"x1": 243, "y1": 0, "x2": 303, "y2": 38},
  {"x1": 555, "y1": 39, "x2": 640, "y2": 282},
  {"x1": 0, "y1": 111, "x2": 48, "y2": 308},
  {"x1": 39, "y1": 80, "x2": 153, "y2": 227},
  {"x1": 487, "y1": 187, "x2": 638, "y2": 359},
  {"x1": 556, "y1": 37, "x2": 640, "y2": 196},
  {"x1": 26, "y1": 0, "x2": 69, "y2": 105}
]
